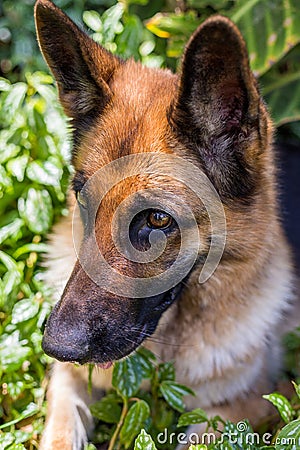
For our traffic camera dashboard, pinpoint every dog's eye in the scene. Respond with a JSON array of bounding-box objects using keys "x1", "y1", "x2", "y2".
[
  {"x1": 76, "y1": 191, "x2": 87, "y2": 209},
  {"x1": 147, "y1": 210, "x2": 172, "y2": 229}
]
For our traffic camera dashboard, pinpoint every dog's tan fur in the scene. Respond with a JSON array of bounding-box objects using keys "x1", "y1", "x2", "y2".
[{"x1": 35, "y1": 1, "x2": 298, "y2": 449}]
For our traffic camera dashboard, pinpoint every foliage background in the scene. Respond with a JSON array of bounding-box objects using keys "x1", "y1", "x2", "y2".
[{"x1": 0, "y1": 0, "x2": 300, "y2": 449}]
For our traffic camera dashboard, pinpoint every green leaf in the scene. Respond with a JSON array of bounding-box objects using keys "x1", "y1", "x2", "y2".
[
  {"x1": 0, "y1": 250, "x2": 20, "y2": 271},
  {"x1": 0, "y1": 251, "x2": 23, "y2": 299},
  {"x1": 147, "y1": 11, "x2": 198, "y2": 40},
  {"x1": 229, "y1": 0, "x2": 300, "y2": 76},
  {"x1": 215, "y1": 442, "x2": 234, "y2": 450},
  {"x1": 134, "y1": 429, "x2": 157, "y2": 450},
  {"x1": 11, "y1": 297, "x2": 40, "y2": 324},
  {"x1": 142, "y1": 55, "x2": 164, "y2": 69},
  {"x1": 90, "y1": 395, "x2": 122, "y2": 423},
  {"x1": 0, "y1": 218, "x2": 24, "y2": 245},
  {"x1": 0, "y1": 143, "x2": 21, "y2": 164},
  {"x1": 0, "y1": 77, "x2": 11, "y2": 92},
  {"x1": 0, "y1": 432, "x2": 14, "y2": 449},
  {"x1": 18, "y1": 188, "x2": 53, "y2": 234},
  {"x1": 83, "y1": 11, "x2": 102, "y2": 32},
  {"x1": 177, "y1": 408, "x2": 208, "y2": 428},
  {"x1": 259, "y1": 43, "x2": 300, "y2": 126},
  {"x1": 112, "y1": 350, "x2": 154, "y2": 398},
  {"x1": 292, "y1": 381, "x2": 300, "y2": 400},
  {"x1": 0, "y1": 165, "x2": 12, "y2": 190},
  {"x1": 3, "y1": 82, "x2": 27, "y2": 115},
  {"x1": 263, "y1": 393, "x2": 294, "y2": 423},
  {"x1": 120, "y1": 400, "x2": 150, "y2": 449},
  {"x1": 275, "y1": 419, "x2": 300, "y2": 450},
  {"x1": 264, "y1": 76, "x2": 300, "y2": 126},
  {"x1": 26, "y1": 71, "x2": 53, "y2": 88},
  {"x1": 210, "y1": 415, "x2": 224, "y2": 432},
  {"x1": 139, "y1": 40, "x2": 155, "y2": 57},
  {"x1": 0, "y1": 403, "x2": 38, "y2": 430},
  {"x1": 116, "y1": 15, "x2": 143, "y2": 59},
  {"x1": 283, "y1": 327, "x2": 300, "y2": 351},
  {"x1": 7, "y1": 380, "x2": 28, "y2": 399},
  {"x1": 113, "y1": 357, "x2": 142, "y2": 398},
  {"x1": 161, "y1": 380, "x2": 194, "y2": 396},
  {"x1": 217, "y1": 421, "x2": 254, "y2": 450},
  {"x1": 7, "y1": 155, "x2": 29, "y2": 182},
  {"x1": 134, "y1": 348, "x2": 155, "y2": 379},
  {"x1": 13, "y1": 242, "x2": 49, "y2": 259},
  {"x1": 84, "y1": 445, "x2": 97, "y2": 450},
  {"x1": 159, "y1": 381, "x2": 194, "y2": 413},
  {"x1": 0, "y1": 331, "x2": 31, "y2": 373},
  {"x1": 102, "y1": 3, "x2": 124, "y2": 44},
  {"x1": 2, "y1": 270, "x2": 22, "y2": 299},
  {"x1": 26, "y1": 160, "x2": 62, "y2": 187},
  {"x1": 158, "y1": 361, "x2": 175, "y2": 382}
]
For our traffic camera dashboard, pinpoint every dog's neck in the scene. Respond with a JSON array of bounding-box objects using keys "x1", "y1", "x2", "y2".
[{"x1": 149, "y1": 226, "x2": 294, "y2": 376}]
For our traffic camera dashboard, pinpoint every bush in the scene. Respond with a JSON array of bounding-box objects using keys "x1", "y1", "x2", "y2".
[
  {"x1": 86, "y1": 349, "x2": 300, "y2": 449},
  {"x1": 0, "y1": 72, "x2": 70, "y2": 448}
]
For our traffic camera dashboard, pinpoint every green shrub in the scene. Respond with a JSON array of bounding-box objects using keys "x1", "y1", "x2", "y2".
[
  {"x1": 87, "y1": 349, "x2": 300, "y2": 449},
  {"x1": 0, "y1": 72, "x2": 70, "y2": 448}
]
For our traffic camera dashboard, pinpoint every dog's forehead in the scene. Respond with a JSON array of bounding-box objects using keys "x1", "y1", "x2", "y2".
[{"x1": 73, "y1": 60, "x2": 178, "y2": 177}]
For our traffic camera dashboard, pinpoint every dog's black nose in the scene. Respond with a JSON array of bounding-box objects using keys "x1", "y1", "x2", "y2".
[
  {"x1": 42, "y1": 330, "x2": 90, "y2": 364},
  {"x1": 42, "y1": 303, "x2": 91, "y2": 364}
]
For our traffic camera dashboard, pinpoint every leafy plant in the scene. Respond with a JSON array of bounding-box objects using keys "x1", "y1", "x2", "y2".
[
  {"x1": 146, "y1": 0, "x2": 300, "y2": 128},
  {"x1": 87, "y1": 349, "x2": 300, "y2": 450},
  {"x1": 79, "y1": 0, "x2": 300, "y2": 128},
  {"x1": 0, "y1": 0, "x2": 117, "y2": 80},
  {"x1": 89, "y1": 349, "x2": 193, "y2": 449},
  {"x1": 264, "y1": 385, "x2": 300, "y2": 450},
  {"x1": 82, "y1": 1, "x2": 167, "y2": 68},
  {"x1": 0, "y1": 72, "x2": 70, "y2": 448}
]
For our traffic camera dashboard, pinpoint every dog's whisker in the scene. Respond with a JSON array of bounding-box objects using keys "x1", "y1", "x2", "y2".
[{"x1": 120, "y1": 324, "x2": 196, "y2": 348}]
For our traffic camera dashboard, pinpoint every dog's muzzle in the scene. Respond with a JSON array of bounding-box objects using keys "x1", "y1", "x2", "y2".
[{"x1": 42, "y1": 283, "x2": 183, "y2": 365}]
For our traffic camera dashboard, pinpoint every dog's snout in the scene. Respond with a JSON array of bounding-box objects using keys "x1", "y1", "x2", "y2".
[
  {"x1": 42, "y1": 303, "x2": 91, "y2": 364},
  {"x1": 42, "y1": 331, "x2": 90, "y2": 364},
  {"x1": 42, "y1": 259, "x2": 182, "y2": 365}
]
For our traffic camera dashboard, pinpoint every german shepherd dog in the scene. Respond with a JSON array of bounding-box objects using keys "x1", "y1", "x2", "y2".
[{"x1": 35, "y1": 0, "x2": 298, "y2": 448}]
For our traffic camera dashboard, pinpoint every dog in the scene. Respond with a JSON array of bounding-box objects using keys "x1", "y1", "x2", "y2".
[{"x1": 34, "y1": 0, "x2": 298, "y2": 449}]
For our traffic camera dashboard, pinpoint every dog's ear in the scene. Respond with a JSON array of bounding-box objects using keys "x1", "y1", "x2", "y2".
[
  {"x1": 171, "y1": 16, "x2": 265, "y2": 200},
  {"x1": 34, "y1": 0, "x2": 120, "y2": 137}
]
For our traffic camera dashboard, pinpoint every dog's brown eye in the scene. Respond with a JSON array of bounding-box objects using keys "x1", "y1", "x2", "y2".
[{"x1": 147, "y1": 211, "x2": 172, "y2": 229}]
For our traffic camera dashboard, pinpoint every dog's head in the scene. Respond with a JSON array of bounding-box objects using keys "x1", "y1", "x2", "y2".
[{"x1": 35, "y1": 0, "x2": 272, "y2": 365}]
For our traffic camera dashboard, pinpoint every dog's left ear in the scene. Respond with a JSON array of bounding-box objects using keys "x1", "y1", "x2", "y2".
[
  {"x1": 34, "y1": 0, "x2": 121, "y2": 141},
  {"x1": 171, "y1": 16, "x2": 266, "y2": 200}
]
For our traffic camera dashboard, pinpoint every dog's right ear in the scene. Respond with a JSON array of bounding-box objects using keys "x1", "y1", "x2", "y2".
[
  {"x1": 34, "y1": 0, "x2": 120, "y2": 137},
  {"x1": 170, "y1": 16, "x2": 264, "y2": 201}
]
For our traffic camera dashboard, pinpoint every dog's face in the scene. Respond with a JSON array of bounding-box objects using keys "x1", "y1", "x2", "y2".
[{"x1": 35, "y1": 0, "x2": 272, "y2": 365}]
